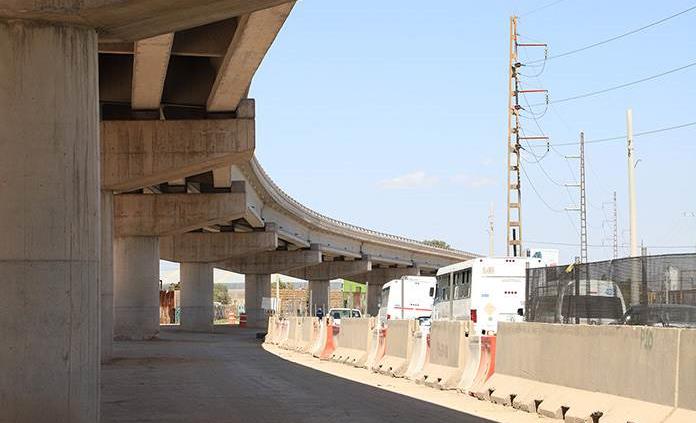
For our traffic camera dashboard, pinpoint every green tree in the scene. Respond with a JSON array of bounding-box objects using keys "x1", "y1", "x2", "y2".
[
  {"x1": 213, "y1": 284, "x2": 230, "y2": 304},
  {"x1": 422, "y1": 239, "x2": 451, "y2": 249}
]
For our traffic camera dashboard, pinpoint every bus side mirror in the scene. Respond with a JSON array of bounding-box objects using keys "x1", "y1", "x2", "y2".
[
  {"x1": 429, "y1": 287, "x2": 435, "y2": 297},
  {"x1": 517, "y1": 308, "x2": 524, "y2": 317}
]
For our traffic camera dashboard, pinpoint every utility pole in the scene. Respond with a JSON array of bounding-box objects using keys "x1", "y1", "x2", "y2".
[
  {"x1": 488, "y1": 202, "x2": 495, "y2": 256},
  {"x1": 564, "y1": 132, "x2": 587, "y2": 263},
  {"x1": 627, "y1": 109, "x2": 639, "y2": 257},
  {"x1": 506, "y1": 16, "x2": 548, "y2": 257},
  {"x1": 612, "y1": 191, "x2": 619, "y2": 259},
  {"x1": 579, "y1": 132, "x2": 588, "y2": 263}
]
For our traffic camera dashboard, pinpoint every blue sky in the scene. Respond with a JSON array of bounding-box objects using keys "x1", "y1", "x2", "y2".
[{"x1": 163, "y1": 1, "x2": 696, "y2": 280}]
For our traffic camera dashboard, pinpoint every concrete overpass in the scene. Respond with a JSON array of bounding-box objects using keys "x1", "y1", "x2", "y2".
[{"x1": 0, "y1": 1, "x2": 476, "y2": 421}]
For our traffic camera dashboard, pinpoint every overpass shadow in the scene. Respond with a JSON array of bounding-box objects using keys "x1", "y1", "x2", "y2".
[{"x1": 102, "y1": 325, "x2": 495, "y2": 423}]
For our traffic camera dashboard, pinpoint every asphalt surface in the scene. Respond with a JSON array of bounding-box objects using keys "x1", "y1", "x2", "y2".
[{"x1": 101, "y1": 325, "x2": 495, "y2": 423}]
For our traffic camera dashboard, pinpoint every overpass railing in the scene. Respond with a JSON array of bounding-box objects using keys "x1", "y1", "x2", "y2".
[
  {"x1": 248, "y1": 157, "x2": 478, "y2": 260},
  {"x1": 526, "y1": 253, "x2": 696, "y2": 327}
]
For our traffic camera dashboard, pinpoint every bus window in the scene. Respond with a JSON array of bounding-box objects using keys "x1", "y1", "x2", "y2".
[{"x1": 454, "y1": 268, "x2": 472, "y2": 299}]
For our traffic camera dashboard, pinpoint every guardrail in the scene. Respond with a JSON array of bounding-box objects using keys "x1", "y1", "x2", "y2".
[{"x1": 245, "y1": 157, "x2": 479, "y2": 261}]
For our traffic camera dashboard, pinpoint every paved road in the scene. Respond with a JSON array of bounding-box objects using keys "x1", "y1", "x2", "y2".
[{"x1": 102, "y1": 325, "x2": 494, "y2": 423}]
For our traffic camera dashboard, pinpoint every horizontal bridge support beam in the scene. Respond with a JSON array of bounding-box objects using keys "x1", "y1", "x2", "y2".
[
  {"x1": 349, "y1": 267, "x2": 420, "y2": 285},
  {"x1": 217, "y1": 249, "x2": 321, "y2": 275},
  {"x1": 114, "y1": 192, "x2": 246, "y2": 237},
  {"x1": 160, "y1": 230, "x2": 277, "y2": 263},
  {"x1": 101, "y1": 118, "x2": 254, "y2": 191},
  {"x1": 286, "y1": 259, "x2": 371, "y2": 281}
]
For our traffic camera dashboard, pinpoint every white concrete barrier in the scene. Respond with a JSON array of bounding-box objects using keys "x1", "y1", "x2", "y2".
[
  {"x1": 414, "y1": 320, "x2": 471, "y2": 390},
  {"x1": 281, "y1": 317, "x2": 301, "y2": 350},
  {"x1": 365, "y1": 326, "x2": 386, "y2": 370},
  {"x1": 330, "y1": 318, "x2": 374, "y2": 367},
  {"x1": 275, "y1": 318, "x2": 290, "y2": 346},
  {"x1": 309, "y1": 318, "x2": 328, "y2": 357},
  {"x1": 374, "y1": 319, "x2": 416, "y2": 377},
  {"x1": 264, "y1": 316, "x2": 277, "y2": 344},
  {"x1": 404, "y1": 330, "x2": 428, "y2": 380},
  {"x1": 666, "y1": 329, "x2": 696, "y2": 423},
  {"x1": 296, "y1": 317, "x2": 319, "y2": 353},
  {"x1": 477, "y1": 323, "x2": 680, "y2": 423},
  {"x1": 456, "y1": 335, "x2": 482, "y2": 392}
]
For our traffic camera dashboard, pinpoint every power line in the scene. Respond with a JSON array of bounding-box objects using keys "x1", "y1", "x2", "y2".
[
  {"x1": 526, "y1": 4, "x2": 696, "y2": 63},
  {"x1": 530, "y1": 58, "x2": 696, "y2": 106},
  {"x1": 520, "y1": 0, "x2": 570, "y2": 17},
  {"x1": 552, "y1": 119, "x2": 696, "y2": 146},
  {"x1": 527, "y1": 240, "x2": 695, "y2": 249},
  {"x1": 520, "y1": 165, "x2": 565, "y2": 213}
]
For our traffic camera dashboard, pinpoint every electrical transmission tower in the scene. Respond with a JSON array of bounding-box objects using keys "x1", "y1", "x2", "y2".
[
  {"x1": 565, "y1": 132, "x2": 588, "y2": 262},
  {"x1": 506, "y1": 16, "x2": 548, "y2": 257},
  {"x1": 612, "y1": 191, "x2": 618, "y2": 258}
]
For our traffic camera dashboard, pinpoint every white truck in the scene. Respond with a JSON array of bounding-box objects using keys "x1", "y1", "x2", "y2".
[{"x1": 378, "y1": 276, "x2": 436, "y2": 326}]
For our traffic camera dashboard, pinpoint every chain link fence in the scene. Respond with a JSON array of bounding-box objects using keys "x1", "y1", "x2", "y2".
[{"x1": 526, "y1": 253, "x2": 696, "y2": 327}]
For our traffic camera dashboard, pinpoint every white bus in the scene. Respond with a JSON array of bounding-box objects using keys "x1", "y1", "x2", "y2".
[
  {"x1": 432, "y1": 257, "x2": 545, "y2": 334},
  {"x1": 378, "y1": 276, "x2": 436, "y2": 326}
]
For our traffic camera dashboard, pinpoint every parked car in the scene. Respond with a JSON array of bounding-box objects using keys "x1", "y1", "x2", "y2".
[
  {"x1": 328, "y1": 308, "x2": 362, "y2": 326},
  {"x1": 620, "y1": 304, "x2": 696, "y2": 328}
]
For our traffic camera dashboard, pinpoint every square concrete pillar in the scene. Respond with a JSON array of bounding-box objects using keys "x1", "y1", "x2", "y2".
[
  {"x1": 245, "y1": 274, "x2": 270, "y2": 329},
  {"x1": 0, "y1": 20, "x2": 100, "y2": 422},
  {"x1": 113, "y1": 237, "x2": 160, "y2": 340},
  {"x1": 180, "y1": 262, "x2": 214, "y2": 332},
  {"x1": 309, "y1": 279, "x2": 330, "y2": 316},
  {"x1": 367, "y1": 283, "x2": 383, "y2": 317}
]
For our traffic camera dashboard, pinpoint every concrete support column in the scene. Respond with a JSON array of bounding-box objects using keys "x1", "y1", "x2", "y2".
[
  {"x1": 309, "y1": 279, "x2": 330, "y2": 315},
  {"x1": 113, "y1": 237, "x2": 160, "y2": 340},
  {"x1": 101, "y1": 190, "x2": 114, "y2": 363},
  {"x1": 245, "y1": 274, "x2": 270, "y2": 328},
  {"x1": 367, "y1": 283, "x2": 384, "y2": 317},
  {"x1": 0, "y1": 20, "x2": 99, "y2": 422},
  {"x1": 180, "y1": 262, "x2": 214, "y2": 332}
]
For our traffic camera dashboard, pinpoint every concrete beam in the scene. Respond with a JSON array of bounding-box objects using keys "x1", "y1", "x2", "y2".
[
  {"x1": 207, "y1": 2, "x2": 294, "y2": 112},
  {"x1": 131, "y1": 33, "x2": 173, "y2": 109},
  {"x1": 350, "y1": 267, "x2": 421, "y2": 316},
  {"x1": 218, "y1": 249, "x2": 321, "y2": 275},
  {"x1": 1, "y1": 1, "x2": 296, "y2": 42},
  {"x1": 287, "y1": 259, "x2": 372, "y2": 281},
  {"x1": 349, "y1": 267, "x2": 421, "y2": 285},
  {"x1": 160, "y1": 230, "x2": 277, "y2": 262},
  {"x1": 101, "y1": 118, "x2": 254, "y2": 192},
  {"x1": 114, "y1": 192, "x2": 246, "y2": 237}
]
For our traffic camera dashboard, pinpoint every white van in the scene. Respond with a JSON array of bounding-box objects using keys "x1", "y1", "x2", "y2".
[
  {"x1": 378, "y1": 276, "x2": 436, "y2": 326},
  {"x1": 432, "y1": 257, "x2": 545, "y2": 334}
]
